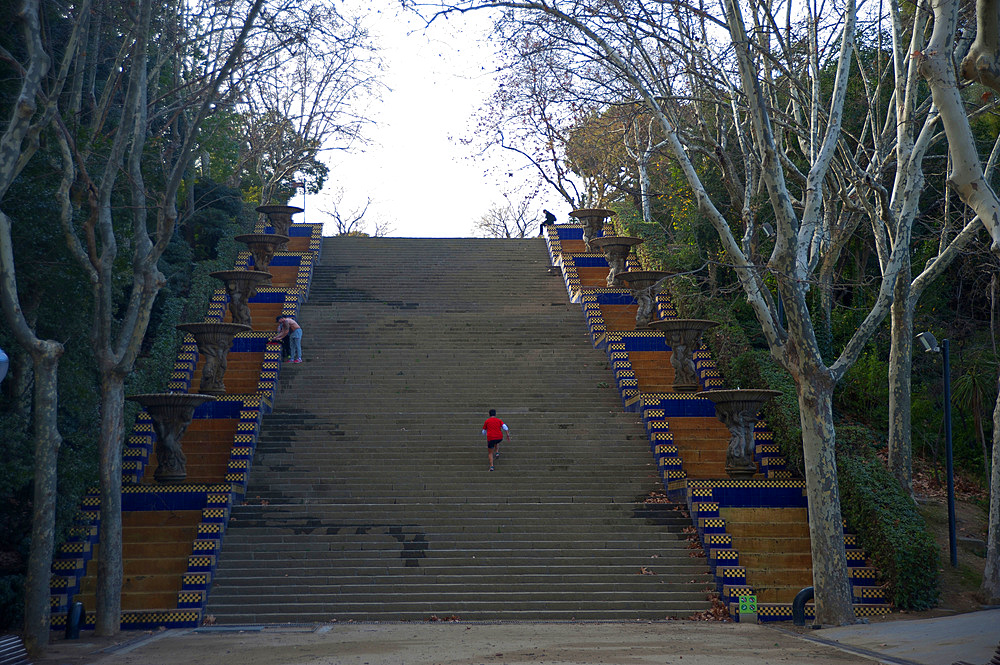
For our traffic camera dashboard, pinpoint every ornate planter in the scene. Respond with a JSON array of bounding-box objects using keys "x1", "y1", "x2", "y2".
[
  {"x1": 127, "y1": 393, "x2": 217, "y2": 483},
  {"x1": 255, "y1": 205, "x2": 303, "y2": 247},
  {"x1": 569, "y1": 208, "x2": 616, "y2": 252},
  {"x1": 696, "y1": 389, "x2": 782, "y2": 478},
  {"x1": 618, "y1": 270, "x2": 673, "y2": 328},
  {"x1": 209, "y1": 270, "x2": 272, "y2": 327},
  {"x1": 648, "y1": 319, "x2": 719, "y2": 392},
  {"x1": 234, "y1": 233, "x2": 290, "y2": 272},
  {"x1": 176, "y1": 322, "x2": 251, "y2": 395},
  {"x1": 591, "y1": 236, "x2": 644, "y2": 287}
]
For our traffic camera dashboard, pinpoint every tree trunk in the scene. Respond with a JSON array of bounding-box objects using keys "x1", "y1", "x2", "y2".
[
  {"x1": 887, "y1": 273, "x2": 915, "y2": 495},
  {"x1": 639, "y1": 158, "x2": 653, "y2": 227},
  {"x1": 797, "y1": 370, "x2": 856, "y2": 626},
  {"x1": 21, "y1": 346, "x2": 63, "y2": 656},
  {"x1": 94, "y1": 370, "x2": 126, "y2": 636},
  {"x1": 982, "y1": 371, "x2": 1000, "y2": 604},
  {"x1": 816, "y1": 261, "x2": 835, "y2": 361},
  {"x1": 10, "y1": 343, "x2": 33, "y2": 419}
]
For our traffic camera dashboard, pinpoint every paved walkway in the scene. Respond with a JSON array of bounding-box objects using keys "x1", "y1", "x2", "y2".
[
  {"x1": 34, "y1": 609, "x2": 999, "y2": 665},
  {"x1": 810, "y1": 609, "x2": 999, "y2": 664}
]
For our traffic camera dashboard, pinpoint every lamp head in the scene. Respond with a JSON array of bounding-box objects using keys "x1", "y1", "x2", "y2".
[
  {"x1": 916, "y1": 331, "x2": 939, "y2": 353},
  {"x1": 761, "y1": 222, "x2": 775, "y2": 238}
]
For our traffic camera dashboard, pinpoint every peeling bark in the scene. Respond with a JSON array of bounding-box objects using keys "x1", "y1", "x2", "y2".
[
  {"x1": 888, "y1": 271, "x2": 915, "y2": 495},
  {"x1": 961, "y1": 0, "x2": 1000, "y2": 93},
  {"x1": 0, "y1": 0, "x2": 79, "y2": 654},
  {"x1": 95, "y1": 372, "x2": 125, "y2": 635},
  {"x1": 922, "y1": 0, "x2": 1000, "y2": 254},
  {"x1": 918, "y1": 0, "x2": 1000, "y2": 604},
  {"x1": 983, "y1": 381, "x2": 1000, "y2": 603},
  {"x1": 22, "y1": 352, "x2": 63, "y2": 655},
  {"x1": 797, "y1": 370, "x2": 854, "y2": 625}
]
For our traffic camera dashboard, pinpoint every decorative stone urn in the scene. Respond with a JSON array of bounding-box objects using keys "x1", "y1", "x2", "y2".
[
  {"x1": 127, "y1": 393, "x2": 217, "y2": 483},
  {"x1": 209, "y1": 270, "x2": 272, "y2": 327},
  {"x1": 696, "y1": 389, "x2": 782, "y2": 478},
  {"x1": 234, "y1": 233, "x2": 290, "y2": 272},
  {"x1": 591, "y1": 236, "x2": 644, "y2": 287},
  {"x1": 569, "y1": 208, "x2": 616, "y2": 252},
  {"x1": 256, "y1": 205, "x2": 303, "y2": 248},
  {"x1": 618, "y1": 270, "x2": 673, "y2": 328},
  {"x1": 176, "y1": 322, "x2": 251, "y2": 395},
  {"x1": 648, "y1": 319, "x2": 719, "y2": 392}
]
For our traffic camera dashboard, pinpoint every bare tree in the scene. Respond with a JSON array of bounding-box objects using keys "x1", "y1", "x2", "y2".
[
  {"x1": 323, "y1": 190, "x2": 373, "y2": 235},
  {"x1": 475, "y1": 198, "x2": 534, "y2": 237},
  {"x1": 468, "y1": 29, "x2": 618, "y2": 208},
  {"x1": 371, "y1": 215, "x2": 395, "y2": 238},
  {"x1": 621, "y1": 112, "x2": 670, "y2": 230},
  {"x1": 0, "y1": 0, "x2": 90, "y2": 653},
  {"x1": 51, "y1": 0, "x2": 278, "y2": 635},
  {"x1": 928, "y1": 0, "x2": 1000, "y2": 606},
  {"x1": 413, "y1": 0, "x2": 993, "y2": 624},
  {"x1": 230, "y1": 1, "x2": 380, "y2": 204}
]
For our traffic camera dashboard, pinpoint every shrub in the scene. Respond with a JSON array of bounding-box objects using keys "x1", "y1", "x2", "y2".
[{"x1": 837, "y1": 426, "x2": 940, "y2": 609}]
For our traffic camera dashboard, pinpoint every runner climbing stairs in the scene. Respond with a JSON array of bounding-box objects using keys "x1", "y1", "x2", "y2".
[{"x1": 205, "y1": 237, "x2": 714, "y2": 622}]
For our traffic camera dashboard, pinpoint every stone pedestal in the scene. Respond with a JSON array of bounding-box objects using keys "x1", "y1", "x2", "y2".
[
  {"x1": 569, "y1": 208, "x2": 616, "y2": 252},
  {"x1": 234, "y1": 233, "x2": 290, "y2": 272},
  {"x1": 127, "y1": 393, "x2": 217, "y2": 483},
  {"x1": 648, "y1": 319, "x2": 719, "y2": 391},
  {"x1": 256, "y1": 205, "x2": 303, "y2": 249},
  {"x1": 696, "y1": 389, "x2": 781, "y2": 478},
  {"x1": 176, "y1": 322, "x2": 251, "y2": 395},
  {"x1": 209, "y1": 270, "x2": 272, "y2": 327},
  {"x1": 591, "y1": 236, "x2": 644, "y2": 287},
  {"x1": 618, "y1": 270, "x2": 672, "y2": 328}
]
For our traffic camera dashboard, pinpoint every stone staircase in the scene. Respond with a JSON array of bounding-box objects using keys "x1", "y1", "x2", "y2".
[
  {"x1": 48, "y1": 227, "x2": 322, "y2": 631},
  {"x1": 550, "y1": 223, "x2": 889, "y2": 622},
  {"x1": 205, "y1": 237, "x2": 714, "y2": 622}
]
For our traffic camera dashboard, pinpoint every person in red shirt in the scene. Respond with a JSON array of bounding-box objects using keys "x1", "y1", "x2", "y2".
[{"x1": 481, "y1": 409, "x2": 511, "y2": 471}]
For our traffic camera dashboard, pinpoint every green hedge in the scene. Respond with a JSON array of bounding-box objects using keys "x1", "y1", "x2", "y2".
[{"x1": 837, "y1": 427, "x2": 940, "y2": 610}]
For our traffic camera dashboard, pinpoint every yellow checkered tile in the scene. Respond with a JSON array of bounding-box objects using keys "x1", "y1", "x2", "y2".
[{"x1": 121, "y1": 610, "x2": 202, "y2": 625}]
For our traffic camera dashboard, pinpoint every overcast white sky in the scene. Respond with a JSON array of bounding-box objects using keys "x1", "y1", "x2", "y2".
[{"x1": 305, "y1": 1, "x2": 565, "y2": 238}]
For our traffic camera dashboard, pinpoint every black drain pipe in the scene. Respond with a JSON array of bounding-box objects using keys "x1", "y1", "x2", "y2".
[
  {"x1": 65, "y1": 600, "x2": 84, "y2": 639},
  {"x1": 792, "y1": 587, "x2": 814, "y2": 626}
]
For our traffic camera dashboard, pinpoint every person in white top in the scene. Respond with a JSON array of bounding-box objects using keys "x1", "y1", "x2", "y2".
[{"x1": 270, "y1": 316, "x2": 303, "y2": 363}]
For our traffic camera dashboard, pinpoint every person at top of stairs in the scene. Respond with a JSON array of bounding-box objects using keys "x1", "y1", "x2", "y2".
[
  {"x1": 271, "y1": 315, "x2": 303, "y2": 363},
  {"x1": 482, "y1": 409, "x2": 511, "y2": 471}
]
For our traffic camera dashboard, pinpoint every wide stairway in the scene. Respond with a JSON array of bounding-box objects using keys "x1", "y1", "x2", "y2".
[{"x1": 205, "y1": 237, "x2": 713, "y2": 622}]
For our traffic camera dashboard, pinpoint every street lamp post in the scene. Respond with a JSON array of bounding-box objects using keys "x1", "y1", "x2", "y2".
[
  {"x1": 291, "y1": 180, "x2": 306, "y2": 222},
  {"x1": 916, "y1": 331, "x2": 958, "y2": 567}
]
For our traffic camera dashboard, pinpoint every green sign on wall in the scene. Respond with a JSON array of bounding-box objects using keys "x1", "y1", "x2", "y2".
[{"x1": 738, "y1": 595, "x2": 758, "y2": 614}]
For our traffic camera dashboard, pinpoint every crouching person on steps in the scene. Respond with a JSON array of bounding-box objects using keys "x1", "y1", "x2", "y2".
[{"x1": 271, "y1": 315, "x2": 303, "y2": 363}]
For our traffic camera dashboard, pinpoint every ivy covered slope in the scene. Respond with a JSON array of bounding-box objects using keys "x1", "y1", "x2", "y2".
[
  {"x1": 0, "y1": 181, "x2": 248, "y2": 631},
  {"x1": 616, "y1": 203, "x2": 941, "y2": 610}
]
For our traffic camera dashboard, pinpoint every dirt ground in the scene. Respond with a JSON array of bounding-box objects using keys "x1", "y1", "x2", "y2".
[{"x1": 34, "y1": 621, "x2": 900, "y2": 665}]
